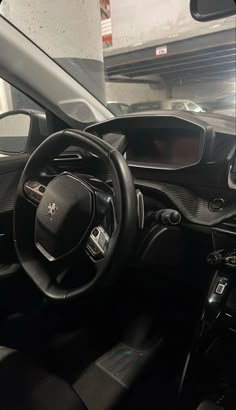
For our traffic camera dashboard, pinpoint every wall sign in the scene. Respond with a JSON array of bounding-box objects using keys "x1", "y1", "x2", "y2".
[
  {"x1": 155, "y1": 45, "x2": 168, "y2": 56},
  {"x1": 100, "y1": 0, "x2": 113, "y2": 48}
]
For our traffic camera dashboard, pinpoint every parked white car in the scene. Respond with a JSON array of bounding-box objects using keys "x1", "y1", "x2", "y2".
[{"x1": 128, "y1": 99, "x2": 204, "y2": 113}]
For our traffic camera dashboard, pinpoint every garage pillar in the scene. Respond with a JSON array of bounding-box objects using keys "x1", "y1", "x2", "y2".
[{"x1": 0, "y1": 0, "x2": 105, "y2": 104}]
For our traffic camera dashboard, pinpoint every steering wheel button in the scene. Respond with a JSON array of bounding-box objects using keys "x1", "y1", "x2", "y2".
[
  {"x1": 98, "y1": 234, "x2": 106, "y2": 249},
  {"x1": 86, "y1": 239, "x2": 100, "y2": 256},
  {"x1": 29, "y1": 181, "x2": 38, "y2": 189},
  {"x1": 88, "y1": 242, "x2": 99, "y2": 254},
  {"x1": 39, "y1": 185, "x2": 46, "y2": 194},
  {"x1": 92, "y1": 228, "x2": 99, "y2": 237}
]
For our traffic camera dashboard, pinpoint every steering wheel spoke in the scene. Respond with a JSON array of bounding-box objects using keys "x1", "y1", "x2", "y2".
[{"x1": 24, "y1": 180, "x2": 46, "y2": 205}]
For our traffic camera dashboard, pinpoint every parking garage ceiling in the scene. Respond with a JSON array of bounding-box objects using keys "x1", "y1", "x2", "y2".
[{"x1": 104, "y1": 28, "x2": 236, "y2": 86}]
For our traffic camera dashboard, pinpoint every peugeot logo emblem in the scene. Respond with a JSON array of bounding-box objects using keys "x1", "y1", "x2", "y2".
[{"x1": 45, "y1": 202, "x2": 58, "y2": 220}]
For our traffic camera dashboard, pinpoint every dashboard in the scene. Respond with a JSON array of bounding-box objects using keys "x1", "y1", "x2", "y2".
[
  {"x1": 85, "y1": 112, "x2": 236, "y2": 230},
  {"x1": 82, "y1": 112, "x2": 236, "y2": 286},
  {"x1": 87, "y1": 111, "x2": 234, "y2": 167},
  {"x1": 1, "y1": 109, "x2": 235, "y2": 309},
  {"x1": 36, "y1": 111, "x2": 236, "y2": 278},
  {"x1": 87, "y1": 113, "x2": 235, "y2": 170}
]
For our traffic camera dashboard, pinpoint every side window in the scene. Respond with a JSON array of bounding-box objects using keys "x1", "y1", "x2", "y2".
[
  {"x1": 186, "y1": 101, "x2": 200, "y2": 112},
  {"x1": 0, "y1": 78, "x2": 42, "y2": 154},
  {"x1": 172, "y1": 101, "x2": 186, "y2": 111},
  {"x1": 120, "y1": 104, "x2": 130, "y2": 114}
]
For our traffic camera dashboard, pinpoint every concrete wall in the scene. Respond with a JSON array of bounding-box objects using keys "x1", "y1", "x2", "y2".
[
  {"x1": 109, "y1": 0, "x2": 235, "y2": 51},
  {"x1": 106, "y1": 0, "x2": 235, "y2": 105},
  {"x1": 106, "y1": 82, "x2": 166, "y2": 104},
  {"x1": 106, "y1": 77, "x2": 235, "y2": 106},
  {"x1": 1, "y1": 0, "x2": 103, "y2": 60},
  {"x1": 0, "y1": 0, "x2": 106, "y2": 102},
  {"x1": 173, "y1": 78, "x2": 236, "y2": 102},
  {"x1": 0, "y1": 79, "x2": 12, "y2": 113}
]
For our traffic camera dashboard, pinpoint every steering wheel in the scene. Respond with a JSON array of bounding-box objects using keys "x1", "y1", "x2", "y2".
[{"x1": 14, "y1": 130, "x2": 137, "y2": 300}]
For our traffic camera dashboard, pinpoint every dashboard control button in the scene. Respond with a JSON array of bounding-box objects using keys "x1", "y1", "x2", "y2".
[
  {"x1": 207, "y1": 251, "x2": 223, "y2": 266},
  {"x1": 207, "y1": 250, "x2": 236, "y2": 269},
  {"x1": 208, "y1": 276, "x2": 228, "y2": 304},
  {"x1": 215, "y1": 282, "x2": 227, "y2": 295},
  {"x1": 155, "y1": 209, "x2": 181, "y2": 225},
  {"x1": 225, "y1": 253, "x2": 236, "y2": 268},
  {"x1": 169, "y1": 210, "x2": 181, "y2": 225},
  {"x1": 209, "y1": 198, "x2": 225, "y2": 212}
]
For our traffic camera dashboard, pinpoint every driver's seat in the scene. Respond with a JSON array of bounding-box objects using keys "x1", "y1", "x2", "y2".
[
  {"x1": 0, "y1": 346, "x2": 222, "y2": 410},
  {"x1": 0, "y1": 346, "x2": 87, "y2": 410}
]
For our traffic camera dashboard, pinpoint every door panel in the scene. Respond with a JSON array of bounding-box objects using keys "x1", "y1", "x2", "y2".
[
  {"x1": 0, "y1": 156, "x2": 28, "y2": 263},
  {"x1": 0, "y1": 77, "x2": 45, "y2": 315},
  {"x1": 0, "y1": 156, "x2": 28, "y2": 212},
  {"x1": 0, "y1": 154, "x2": 34, "y2": 316}
]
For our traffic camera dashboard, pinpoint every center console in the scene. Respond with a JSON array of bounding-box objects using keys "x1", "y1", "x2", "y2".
[
  {"x1": 201, "y1": 248, "x2": 236, "y2": 343},
  {"x1": 180, "y1": 233, "x2": 236, "y2": 409}
]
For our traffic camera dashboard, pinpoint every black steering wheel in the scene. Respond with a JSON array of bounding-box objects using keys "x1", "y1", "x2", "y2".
[{"x1": 14, "y1": 130, "x2": 137, "y2": 300}]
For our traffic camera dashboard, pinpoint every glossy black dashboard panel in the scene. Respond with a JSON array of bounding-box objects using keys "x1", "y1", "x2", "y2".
[
  {"x1": 87, "y1": 112, "x2": 235, "y2": 185},
  {"x1": 88, "y1": 113, "x2": 214, "y2": 169},
  {"x1": 125, "y1": 126, "x2": 203, "y2": 168}
]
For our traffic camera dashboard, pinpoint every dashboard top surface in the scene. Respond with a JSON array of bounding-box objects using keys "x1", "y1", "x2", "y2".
[{"x1": 87, "y1": 111, "x2": 236, "y2": 136}]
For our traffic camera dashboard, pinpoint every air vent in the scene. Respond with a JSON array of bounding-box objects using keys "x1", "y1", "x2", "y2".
[
  {"x1": 42, "y1": 153, "x2": 83, "y2": 177},
  {"x1": 53, "y1": 153, "x2": 82, "y2": 161}
]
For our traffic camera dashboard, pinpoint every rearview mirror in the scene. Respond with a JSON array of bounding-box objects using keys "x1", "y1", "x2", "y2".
[
  {"x1": 190, "y1": 0, "x2": 236, "y2": 21},
  {"x1": 0, "y1": 111, "x2": 31, "y2": 153}
]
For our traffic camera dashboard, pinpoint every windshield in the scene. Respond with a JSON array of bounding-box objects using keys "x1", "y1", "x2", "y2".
[{"x1": 0, "y1": 0, "x2": 235, "y2": 117}]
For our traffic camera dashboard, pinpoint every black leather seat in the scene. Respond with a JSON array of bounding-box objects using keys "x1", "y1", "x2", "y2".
[
  {"x1": 0, "y1": 346, "x2": 87, "y2": 410},
  {"x1": 0, "y1": 346, "x2": 223, "y2": 410},
  {"x1": 196, "y1": 401, "x2": 222, "y2": 410}
]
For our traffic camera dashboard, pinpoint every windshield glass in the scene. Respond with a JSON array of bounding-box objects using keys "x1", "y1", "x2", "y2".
[{"x1": 0, "y1": 0, "x2": 235, "y2": 117}]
